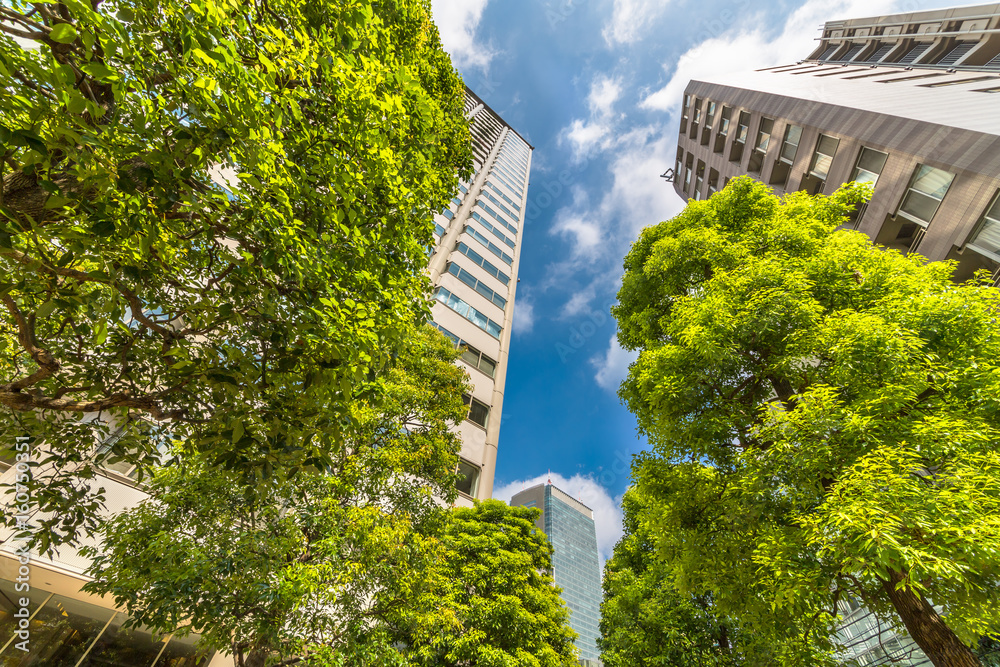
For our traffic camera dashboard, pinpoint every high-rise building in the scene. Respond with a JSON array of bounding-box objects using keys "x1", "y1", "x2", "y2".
[
  {"x1": 672, "y1": 3, "x2": 1000, "y2": 286},
  {"x1": 510, "y1": 483, "x2": 603, "y2": 663},
  {"x1": 669, "y1": 4, "x2": 1000, "y2": 666},
  {"x1": 429, "y1": 88, "x2": 533, "y2": 503}
]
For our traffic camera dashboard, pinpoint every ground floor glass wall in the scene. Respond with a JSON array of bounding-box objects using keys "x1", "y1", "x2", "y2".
[{"x1": 0, "y1": 579, "x2": 209, "y2": 666}]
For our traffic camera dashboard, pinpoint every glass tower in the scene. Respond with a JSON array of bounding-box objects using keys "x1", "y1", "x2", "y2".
[{"x1": 511, "y1": 483, "x2": 603, "y2": 662}]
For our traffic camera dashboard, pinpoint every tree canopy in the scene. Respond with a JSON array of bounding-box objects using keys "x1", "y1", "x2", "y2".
[
  {"x1": 400, "y1": 500, "x2": 580, "y2": 667},
  {"x1": 0, "y1": 0, "x2": 471, "y2": 548},
  {"x1": 83, "y1": 324, "x2": 470, "y2": 667},
  {"x1": 613, "y1": 177, "x2": 1000, "y2": 667},
  {"x1": 600, "y1": 486, "x2": 759, "y2": 667}
]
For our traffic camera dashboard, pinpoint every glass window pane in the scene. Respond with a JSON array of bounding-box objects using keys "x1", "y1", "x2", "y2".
[
  {"x1": 911, "y1": 165, "x2": 954, "y2": 199},
  {"x1": 456, "y1": 460, "x2": 481, "y2": 495},
  {"x1": 858, "y1": 148, "x2": 888, "y2": 175},
  {"x1": 467, "y1": 400, "x2": 489, "y2": 428},
  {"x1": 479, "y1": 356, "x2": 496, "y2": 378},
  {"x1": 460, "y1": 346, "x2": 481, "y2": 367},
  {"x1": 971, "y1": 218, "x2": 1000, "y2": 255},
  {"x1": 811, "y1": 153, "x2": 833, "y2": 179},
  {"x1": 817, "y1": 134, "x2": 839, "y2": 156},
  {"x1": 853, "y1": 169, "x2": 879, "y2": 185},
  {"x1": 900, "y1": 189, "x2": 942, "y2": 224},
  {"x1": 785, "y1": 125, "x2": 802, "y2": 146}
]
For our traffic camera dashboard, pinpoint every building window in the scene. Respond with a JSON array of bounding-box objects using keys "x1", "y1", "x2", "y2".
[
  {"x1": 684, "y1": 153, "x2": 694, "y2": 193},
  {"x1": 680, "y1": 94, "x2": 691, "y2": 133},
  {"x1": 442, "y1": 208, "x2": 454, "y2": 220},
  {"x1": 463, "y1": 395, "x2": 490, "y2": 428},
  {"x1": 690, "y1": 97, "x2": 702, "y2": 139},
  {"x1": 694, "y1": 160, "x2": 705, "y2": 200},
  {"x1": 778, "y1": 125, "x2": 802, "y2": 164},
  {"x1": 769, "y1": 124, "x2": 802, "y2": 188},
  {"x1": 446, "y1": 262, "x2": 507, "y2": 309},
  {"x1": 456, "y1": 459, "x2": 481, "y2": 496},
  {"x1": 808, "y1": 134, "x2": 840, "y2": 180},
  {"x1": 707, "y1": 168, "x2": 720, "y2": 196},
  {"x1": 897, "y1": 164, "x2": 955, "y2": 226},
  {"x1": 434, "y1": 287, "x2": 503, "y2": 338},
  {"x1": 714, "y1": 106, "x2": 731, "y2": 154},
  {"x1": 460, "y1": 343, "x2": 498, "y2": 378},
  {"x1": 675, "y1": 147, "x2": 684, "y2": 183},
  {"x1": 851, "y1": 147, "x2": 889, "y2": 186},
  {"x1": 729, "y1": 111, "x2": 750, "y2": 164},
  {"x1": 702, "y1": 101, "x2": 716, "y2": 146},
  {"x1": 747, "y1": 117, "x2": 773, "y2": 174},
  {"x1": 967, "y1": 191, "x2": 1000, "y2": 261}
]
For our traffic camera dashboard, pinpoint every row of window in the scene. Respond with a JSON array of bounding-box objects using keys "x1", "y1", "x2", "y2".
[
  {"x1": 492, "y1": 154, "x2": 525, "y2": 185},
  {"x1": 446, "y1": 261, "x2": 508, "y2": 310},
  {"x1": 500, "y1": 147, "x2": 527, "y2": 171},
  {"x1": 484, "y1": 179, "x2": 521, "y2": 212},
  {"x1": 815, "y1": 38, "x2": 1000, "y2": 71},
  {"x1": 474, "y1": 197, "x2": 518, "y2": 236},
  {"x1": 679, "y1": 98, "x2": 1000, "y2": 262},
  {"x1": 455, "y1": 241, "x2": 510, "y2": 284},
  {"x1": 488, "y1": 166, "x2": 523, "y2": 197},
  {"x1": 431, "y1": 322, "x2": 498, "y2": 378},
  {"x1": 471, "y1": 208, "x2": 516, "y2": 248},
  {"x1": 434, "y1": 287, "x2": 502, "y2": 338},
  {"x1": 465, "y1": 225, "x2": 514, "y2": 266}
]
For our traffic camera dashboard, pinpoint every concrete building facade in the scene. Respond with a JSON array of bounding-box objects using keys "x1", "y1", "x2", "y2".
[
  {"x1": 674, "y1": 2, "x2": 1000, "y2": 285},
  {"x1": 510, "y1": 483, "x2": 603, "y2": 663},
  {"x1": 429, "y1": 87, "x2": 533, "y2": 504}
]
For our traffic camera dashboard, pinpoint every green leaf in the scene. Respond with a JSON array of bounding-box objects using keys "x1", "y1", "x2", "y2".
[{"x1": 48, "y1": 23, "x2": 78, "y2": 44}]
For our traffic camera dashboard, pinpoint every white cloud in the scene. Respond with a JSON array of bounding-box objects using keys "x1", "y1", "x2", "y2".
[
  {"x1": 551, "y1": 211, "x2": 603, "y2": 257},
  {"x1": 430, "y1": 0, "x2": 495, "y2": 71},
  {"x1": 641, "y1": 0, "x2": 904, "y2": 112},
  {"x1": 588, "y1": 75, "x2": 623, "y2": 117},
  {"x1": 560, "y1": 75, "x2": 625, "y2": 161},
  {"x1": 512, "y1": 297, "x2": 535, "y2": 336},
  {"x1": 559, "y1": 286, "x2": 597, "y2": 319},
  {"x1": 591, "y1": 335, "x2": 639, "y2": 392},
  {"x1": 494, "y1": 472, "x2": 625, "y2": 565},
  {"x1": 603, "y1": 0, "x2": 670, "y2": 46},
  {"x1": 563, "y1": 119, "x2": 610, "y2": 159}
]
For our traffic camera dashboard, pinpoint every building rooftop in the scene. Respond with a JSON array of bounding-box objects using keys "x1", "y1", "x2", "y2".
[{"x1": 693, "y1": 65, "x2": 1000, "y2": 137}]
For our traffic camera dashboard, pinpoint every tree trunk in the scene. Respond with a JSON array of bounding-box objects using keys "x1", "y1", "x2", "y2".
[
  {"x1": 881, "y1": 568, "x2": 980, "y2": 667},
  {"x1": 243, "y1": 647, "x2": 270, "y2": 667}
]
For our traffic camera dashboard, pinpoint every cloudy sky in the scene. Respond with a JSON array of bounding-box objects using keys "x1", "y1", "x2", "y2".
[{"x1": 429, "y1": 0, "x2": 958, "y2": 562}]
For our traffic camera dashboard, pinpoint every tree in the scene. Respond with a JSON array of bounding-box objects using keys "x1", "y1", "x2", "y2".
[
  {"x1": 601, "y1": 487, "x2": 760, "y2": 667},
  {"x1": 82, "y1": 324, "x2": 471, "y2": 667},
  {"x1": 613, "y1": 177, "x2": 1000, "y2": 667},
  {"x1": 400, "y1": 500, "x2": 580, "y2": 667},
  {"x1": 0, "y1": 0, "x2": 471, "y2": 548}
]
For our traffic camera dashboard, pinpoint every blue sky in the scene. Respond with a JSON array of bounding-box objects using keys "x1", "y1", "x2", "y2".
[{"x1": 429, "y1": 0, "x2": 959, "y2": 558}]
